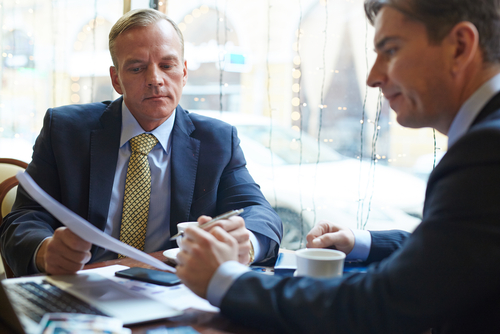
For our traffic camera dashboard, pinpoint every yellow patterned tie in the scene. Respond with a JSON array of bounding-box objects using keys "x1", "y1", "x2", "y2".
[{"x1": 118, "y1": 133, "x2": 159, "y2": 257}]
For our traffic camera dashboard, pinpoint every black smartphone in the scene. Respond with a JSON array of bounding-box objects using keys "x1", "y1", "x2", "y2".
[{"x1": 115, "y1": 267, "x2": 181, "y2": 286}]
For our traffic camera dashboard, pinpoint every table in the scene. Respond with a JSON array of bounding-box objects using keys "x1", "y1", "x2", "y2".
[
  {"x1": 83, "y1": 250, "x2": 267, "y2": 334},
  {"x1": 0, "y1": 250, "x2": 433, "y2": 334}
]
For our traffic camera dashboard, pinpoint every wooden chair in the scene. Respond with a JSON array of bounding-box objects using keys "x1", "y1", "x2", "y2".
[
  {"x1": 0, "y1": 158, "x2": 28, "y2": 278},
  {"x1": 0, "y1": 158, "x2": 28, "y2": 224}
]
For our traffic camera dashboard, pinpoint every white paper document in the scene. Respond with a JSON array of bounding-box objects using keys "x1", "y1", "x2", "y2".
[
  {"x1": 16, "y1": 171, "x2": 175, "y2": 272},
  {"x1": 80, "y1": 265, "x2": 219, "y2": 313}
]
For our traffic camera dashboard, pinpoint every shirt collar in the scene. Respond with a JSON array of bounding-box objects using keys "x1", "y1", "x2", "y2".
[
  {"x1": 448, "y1": 72, "x2": 500, "y2": 148},
  {"x1": 120, "y1": 101, "x2": 176, "y2": 153}
]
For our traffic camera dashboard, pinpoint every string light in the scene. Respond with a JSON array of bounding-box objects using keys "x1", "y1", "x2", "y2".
[
  {"x1": 291, "y1": 111, "x2": 301, "y2": 121},
  {"x1": 91, "y1": 0, "x2": 98, "y2": 103},
  {"x1": 200, "y1": 5, "x2": 209, "y2": 14},
  {"x1": 216, "y1": 0, "x2": 228, "y2": 113},
  {"x1": 192, "y1": 8, "x2": 201, "y2": 18},
  {"x1": 51, "y1": 0, "x2": 56, "y2": 106},
  {"x1": 295, "y1": 0, "x2": 305, "y2": 248},
  {"x1": 266, "y1": 0, "x2": 279, "y2": 214},
  {"x1": 356, "y1": 14, "x2": 372, "y2": 230},
  {"x1": 433, "y1": 129, "x2": 437, "y2": 169},
  {"x1": 312, "y1": 0, "x2": 329, "y2": 229},
  {"x1": 360, "y1": 90, "x2": 383, "y2": 230}
]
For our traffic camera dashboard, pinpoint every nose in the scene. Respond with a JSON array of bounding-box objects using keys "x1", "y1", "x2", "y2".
[
  {"x1": 147, "y1": 65, "x2": 163, "y2": 87},
  {"x1": 367, "y1": 56, "x2": 386, "y2": 88}
]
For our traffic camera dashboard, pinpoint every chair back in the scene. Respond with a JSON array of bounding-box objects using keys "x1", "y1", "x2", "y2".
[
  {"x1": 0, "y1": 176, "x2": 19, "y2": 219},
  {"x1": 0, "y1": 158, "x2": 28, "y2": 278},
  {"x1": 0, "y1": 159, "x2": 26, "y2": 182},
  {"x1": 0, "y1": 159, "x2": 28, "y2": 222}
]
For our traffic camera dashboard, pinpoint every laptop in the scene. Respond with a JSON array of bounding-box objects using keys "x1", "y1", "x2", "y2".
[{"x1": 0, "y1": 257, "x2": 181, "y2": 334}]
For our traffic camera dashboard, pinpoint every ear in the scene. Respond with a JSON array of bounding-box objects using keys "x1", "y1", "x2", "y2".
[
  {"x1": 182, "y1": 60, "x2": 188, "y2": 87},
  {"x1": 447, "y1": 22, "x2": 480, "y2": 75},
  {"x1": 110, "y1": 66, "x2": 123, "y2": 95}
]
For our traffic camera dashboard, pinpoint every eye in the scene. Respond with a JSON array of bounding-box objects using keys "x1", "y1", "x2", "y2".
[{"x1": 384, "y1": 47, "x2": 398, "y2": 57}]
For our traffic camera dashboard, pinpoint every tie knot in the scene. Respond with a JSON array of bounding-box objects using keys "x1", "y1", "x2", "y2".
[{"x1": 130, "y1": 133, "x2": 158, "y2": 155}]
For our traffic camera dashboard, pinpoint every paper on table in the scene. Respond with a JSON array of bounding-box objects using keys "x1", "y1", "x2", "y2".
[
  {"x1": 16, "y1": 171, "x2": 175, "y2": 272},
  {"x1": 80, "y1": 265, "x2": 219, "y2": 313}
]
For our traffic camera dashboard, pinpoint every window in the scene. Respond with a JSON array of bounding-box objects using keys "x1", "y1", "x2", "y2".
[{"x1": 0, "y1": 0, "x2": 442, "y2": 249}]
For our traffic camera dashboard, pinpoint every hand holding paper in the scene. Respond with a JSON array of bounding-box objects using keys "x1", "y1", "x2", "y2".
[{"x1": 16, "y1": 171, "x2": 175, "y2": 272}]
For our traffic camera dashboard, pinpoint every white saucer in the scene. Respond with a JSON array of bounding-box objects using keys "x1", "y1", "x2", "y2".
[{"x1": 163, "y1": 248, "x2": 180, "y2": 263}]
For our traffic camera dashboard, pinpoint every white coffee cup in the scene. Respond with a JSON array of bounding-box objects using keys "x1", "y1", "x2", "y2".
[
  {"x1": 176, "y1": 221, "x2": 199, "y2": 248},
  {"x1": 294, "y1": 248, "x2": 346, "y2": 278}
]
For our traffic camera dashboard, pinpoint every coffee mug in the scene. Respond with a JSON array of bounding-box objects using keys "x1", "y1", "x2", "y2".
[
  {"x1": 294, "y1": 248, "x2": 346, "y2": 278},
  {"x1": 176, "y1": 221, "x2": 199, "y2": 248}
]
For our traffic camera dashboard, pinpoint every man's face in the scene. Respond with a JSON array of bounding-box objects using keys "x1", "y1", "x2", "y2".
[
  {"x1": 110, "y1": 20, "x2": 187, "y2": 131},
  {"x1": 367, "y1": 7, "x2": 457, "y2": 133}
]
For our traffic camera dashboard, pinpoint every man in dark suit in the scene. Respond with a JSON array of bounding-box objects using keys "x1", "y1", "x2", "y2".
[
  {"x1": 0, "y1": 8, "x2": 282, "y2": 277},
  {"x1": 176, "y1": 0, "x2": 500, "y2": 333}
]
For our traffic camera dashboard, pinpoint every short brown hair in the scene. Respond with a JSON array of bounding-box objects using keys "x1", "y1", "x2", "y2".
[
  {"x1": 364, "y1": 0, "x2": 500, "y2": 64},
  {"x1": 109, "y1": 8, "x2": 184, "y2": 68}
]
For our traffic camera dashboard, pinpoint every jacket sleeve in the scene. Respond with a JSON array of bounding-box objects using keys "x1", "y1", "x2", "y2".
[
  {"x1": 365, "y1": 229, "x2": 411, "y2": 263},
  {"x1": 218, "y1": 125, "x2": 500, "y2": 334},
  {"x1": 215, "y1": 126, "x2": 283, "y2": 265},
  {"x1": 0, "y1": 109, "x2": 62, "y2": 277}
]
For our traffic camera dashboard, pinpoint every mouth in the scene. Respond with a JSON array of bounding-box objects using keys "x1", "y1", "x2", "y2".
[
  {"x1": 144, "y1": 95, "x2": 167, "y2": 101},
  {"x1": 384, "y1": 92, "x2": 401, "y2": 102}
]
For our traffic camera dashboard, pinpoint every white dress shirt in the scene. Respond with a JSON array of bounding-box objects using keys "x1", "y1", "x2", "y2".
[
  {"x1": 93, "y1": 102, "x2": 175, "y2": 261},
  {"x1": 87, "y1": 102, "x2": 266, "y2": 262}
]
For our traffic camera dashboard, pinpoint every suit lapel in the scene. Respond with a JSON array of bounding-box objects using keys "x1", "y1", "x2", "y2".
[
  {"x1": 470, "y1": 91, "x2": 500, "y2": 127},
  {"x1": 426, "y1": 90, "x2": 500, "y2": 209},
  {"x1": 169, "y1": 105, "x2": 200, "y2": 242},
  {"x1": 88, "y1": 98, "x2": 122, "y2": 231}
]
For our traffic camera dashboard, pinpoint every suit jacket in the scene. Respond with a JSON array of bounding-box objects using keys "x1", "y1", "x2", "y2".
[
  {"x1": 219, "y1": 93, "x2": 500, "y2": 334},
  {"x1": 0, "y1": 98, "x2": 282, "y2": 277}
]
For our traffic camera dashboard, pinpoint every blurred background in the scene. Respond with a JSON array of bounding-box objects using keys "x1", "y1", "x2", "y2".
[{"x1": 0, "y1": 0, "x2": 447, "y2": 249}]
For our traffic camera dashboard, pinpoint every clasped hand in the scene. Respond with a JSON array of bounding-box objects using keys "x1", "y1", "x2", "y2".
[
  {"x1": 306, "y1": 220, "x2": 355, "y2": 254},
  {"x1": 176, "y1": 215, "x2": 244, "y2": 298}
]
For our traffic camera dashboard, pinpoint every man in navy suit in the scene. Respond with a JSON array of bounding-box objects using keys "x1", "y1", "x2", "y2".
[
  {"x1": 176, "y1": 0, "x2": 500, "y2": 333},
  {"x1": 0, "y1": 8, "x2": 282, "y2": 277}
]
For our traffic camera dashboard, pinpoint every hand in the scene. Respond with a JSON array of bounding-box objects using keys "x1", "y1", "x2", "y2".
[
  {"x1": 176, "y1": 225, "x2": 239, "y2": 298},
  {"x1": 306, "y1": 221, "x2": 355, "y2": 255},
  {"x1": 198, "y1": 215, "x2": 251, "y2": 264},
  {"x1": 36, "y1": 227, "x2": 92, "y2": 275}
]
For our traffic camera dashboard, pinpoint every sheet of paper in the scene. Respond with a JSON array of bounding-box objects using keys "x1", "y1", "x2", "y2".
[
  {"x1": 112, "y1": 277, "x2": 219, "y2": 313},
  {"x1": 78, "y1": 264, "x2": 130, "y2": 277},
  {"x1": 79, "y1": 265, "x2": 219, "y2": 313},
  {"x1": 16, "y1": 171, "x2": 175, "y2": 272}
]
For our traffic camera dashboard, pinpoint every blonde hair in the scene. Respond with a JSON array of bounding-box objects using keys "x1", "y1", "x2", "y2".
[{"x1": 109, "y1": 8, "x2": 184, "y2": 68}]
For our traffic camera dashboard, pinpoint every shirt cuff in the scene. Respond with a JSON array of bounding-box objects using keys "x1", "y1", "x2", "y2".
[
  {"x1": 30, "y1": 237, "x2": 50, "y2": 274},
  {"x1": 206, "y1": 261, "x2": 250, "y2": 307},
  {"x1": 248, "y1": 230, "x2": 270, "y2": 263},
  {"x1": 346, "y1": 229, "x2": 371, "y2": 261}
]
